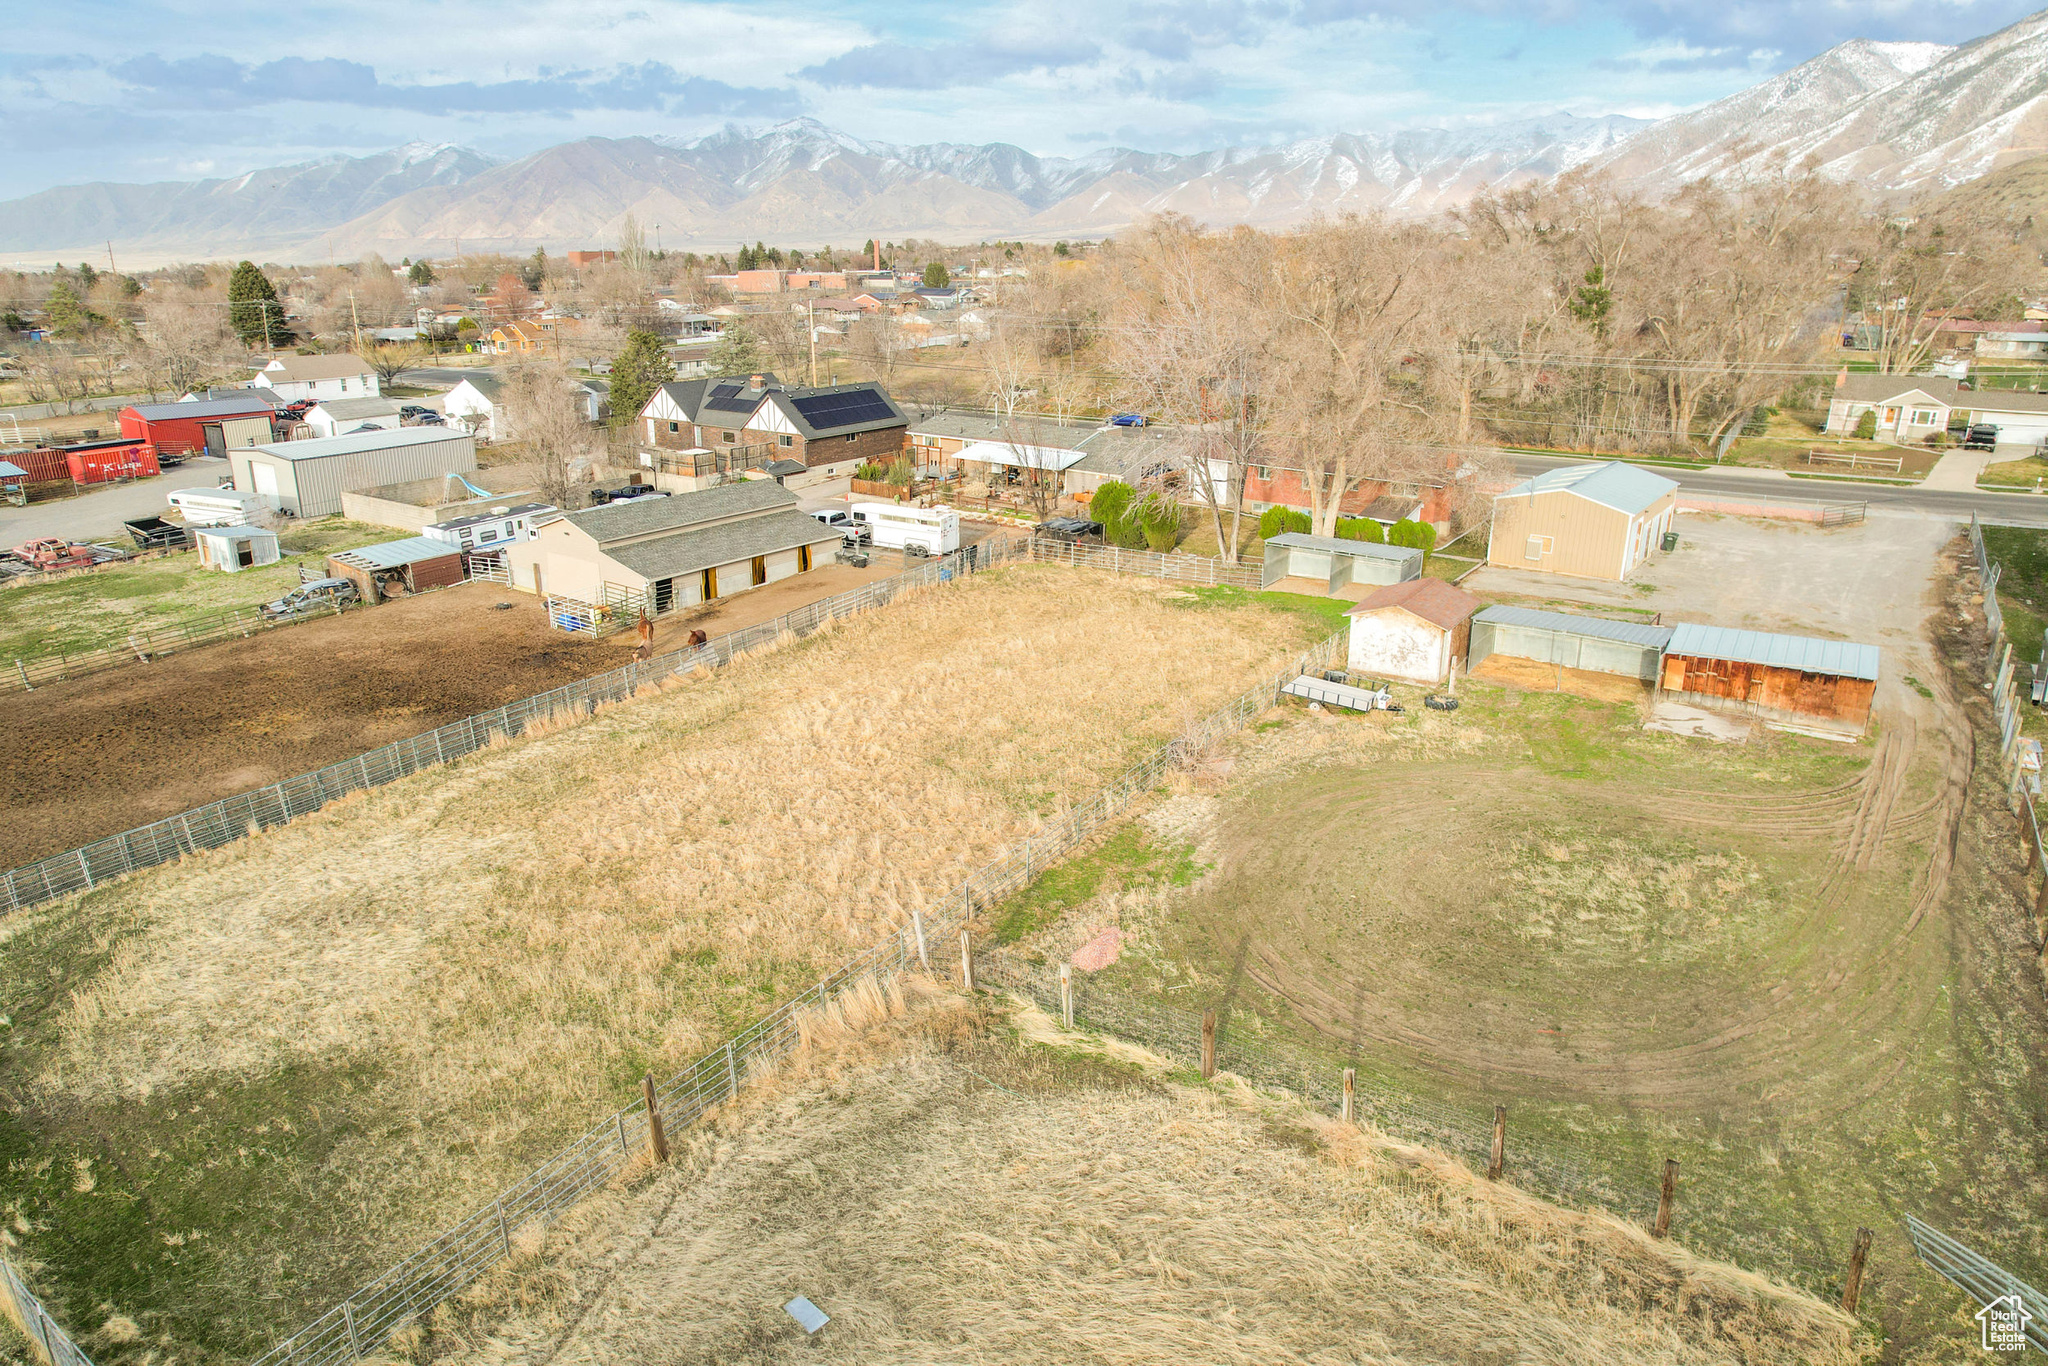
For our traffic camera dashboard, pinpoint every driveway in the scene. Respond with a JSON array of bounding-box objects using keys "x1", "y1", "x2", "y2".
[{"x1": 0, "y1": 458, "x2": 230, "y2": 543}]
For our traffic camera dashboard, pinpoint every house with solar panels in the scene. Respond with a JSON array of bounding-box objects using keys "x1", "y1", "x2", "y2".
[{"x1": 636, "y1": 373, "x2": 907, "y2": 489}]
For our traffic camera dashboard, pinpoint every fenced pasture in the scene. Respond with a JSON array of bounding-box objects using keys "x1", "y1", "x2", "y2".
[{"x1": 0, "y1": 558, "x2": 1341, "y2": 1365}]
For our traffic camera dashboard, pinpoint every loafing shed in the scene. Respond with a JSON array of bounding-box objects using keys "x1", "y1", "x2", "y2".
[
  {"x1": 1346, "y1": 579, "x2": 1482, "y2": 685},
  {"x1": 1659, "y1": 624, "x2": 1879, "y2": 731},
  {"x1": 326, "y1": 537, "x2": 467, "y2": 602},
  {"x1": 1261, "y1": 533, "x2": 1423, "y2": 599},
  {"x1": 1469, "y1": 606, "x2": 1672, "y2": 681}
]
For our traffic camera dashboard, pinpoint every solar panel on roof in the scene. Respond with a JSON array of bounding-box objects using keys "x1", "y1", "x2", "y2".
[
  {"x1": 792, "y1": 390, "x2": 894, "y2": 429},
  {"x1": 701, "y1": 383, "x2": 761, "y2": 415}
]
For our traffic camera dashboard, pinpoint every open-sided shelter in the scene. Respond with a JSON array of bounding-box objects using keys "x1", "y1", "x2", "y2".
[
  {"x1": 1468, "y1": 605, "x2": 1671, "y2": 681},
  {"x1": 326, "y1": 537, "x2": 465, "y2": 603},
  {"x1": 1659, "y1": 624, "x2": 1879, "y2": 732},
  {"x1": 1487, "y1": 463, "x2": 1678, "y2": 581},
  {"x1": 1261, "y1": 533, "x2": 1422, "y2": 599}
]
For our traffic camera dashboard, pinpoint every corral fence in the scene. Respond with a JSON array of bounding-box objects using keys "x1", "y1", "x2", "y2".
[
  {"x1": 247, "y1": 627, "x2": 1345, "y2": 1366},
  {"x1": 1821, "y1": 502, "x2": 1868, "y2": 528},
  {"x1": 1030, "y1": 536, "x2": 1264, "y2": 587},
  {"x1": 0, "y1": 1251, "x2": 95, "y2": 1366},
  {"x1": 4, "y1": 596, "x2": 357, "y2": 693},
  {"x1": 1969, "y1": 514, "x2": 2033, "y2": 802},
  {"x1": 1904, "y1": 1216, "x2": 2048, "y2": 1353},
  {"x1": 0, "y1": 533, "x2": 1271, "y2": 919}
]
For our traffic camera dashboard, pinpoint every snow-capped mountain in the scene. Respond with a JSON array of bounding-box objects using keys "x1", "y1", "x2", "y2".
[{"x1": 0, "y1": 144, "x2": 496, "y2": 259}]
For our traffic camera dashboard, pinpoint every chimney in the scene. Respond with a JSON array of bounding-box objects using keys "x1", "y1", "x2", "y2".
[{"x1": 748, "y1": 373, "x2": 765, "y2": 391}]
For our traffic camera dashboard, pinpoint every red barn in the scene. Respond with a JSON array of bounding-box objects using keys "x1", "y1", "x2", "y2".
[{"x1": 119, "y1": 396, "x2": 278, "y2": 459}]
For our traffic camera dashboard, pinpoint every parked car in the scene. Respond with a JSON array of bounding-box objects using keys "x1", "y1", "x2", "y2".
[
  {"x1": 280, "y1": 399, "x2": 317, "y2": 420},
  {"x1": 261, "y1": 578, "x2": 359, "y2": 619},
  {"x1": 1109, "y1": 413, "x2": 1148, "y2": 427},
  {"x1": 809, "y1": 508, "x2": 872, "y2": 544},
  {"x1": 1035, "y1": 516, "x2": 1104, "y2": 542},
  {"x1": 1963, "y1": 423, "x2": 2000, "y2": 450},
  {"x1": 398, "y1": 404, "x2": 436, "y2": 419}
]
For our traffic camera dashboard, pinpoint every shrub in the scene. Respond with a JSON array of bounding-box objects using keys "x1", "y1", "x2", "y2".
[
  {"x1": 1138, "y1": 495, "x2": 1182, "y2": 551},
  {"x1": 885, "y1": 457, "x2": 914, "y2": 486},
  {"x1": 854, "y1": 461, "x2": 887, "y2": 481},
  {"x1": 1387, "y1": 519, "x2": 1438, "y2": 555},
  {"x1": 1258, "y1": 506, "x2": 1311, "y2": 540},
  {"x1": 1091, "y1": 480, "x2": 1135, "y2": 540},
  {"x1": 1335, "y1": 517, "x2": 1385, "y2": 543},
  {"x1": 1853, "y1": 410, "x2": 1877, "y2": 440}
]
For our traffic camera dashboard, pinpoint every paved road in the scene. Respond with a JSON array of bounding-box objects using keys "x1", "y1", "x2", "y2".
[
  {"x1": 1504, "y1": 451, "x2": 2048, "y2": 529},
  {"x1": 0, "y1": 458, "x2": 231, "y2": 543}
]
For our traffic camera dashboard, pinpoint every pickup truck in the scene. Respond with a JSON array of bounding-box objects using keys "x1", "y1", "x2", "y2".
[
  {"x1": 808, "y1": 508, "x2": 872, "y2": 544},
  {"x1": 1962, "y1": 423, "x2": 2000, "y2": 451}
]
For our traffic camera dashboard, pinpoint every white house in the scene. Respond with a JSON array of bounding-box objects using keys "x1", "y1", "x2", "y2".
[
  {"x1": 250, "y1": 355, "x2": 381, "y2": 403},
  {"x1": 305, "y1": 396, "x2": 403, "y2": 439},
  {"x1": 442, "y1": 376, "x2": 506, "y2": 439}
]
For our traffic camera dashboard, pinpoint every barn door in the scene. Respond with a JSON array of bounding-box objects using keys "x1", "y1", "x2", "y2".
[
  {"x1": 202, "y1": 424, "x2": 227, "y2": 457},
  {"x1": 701, "y1": 566, "x2": 718, "y2": 600}
]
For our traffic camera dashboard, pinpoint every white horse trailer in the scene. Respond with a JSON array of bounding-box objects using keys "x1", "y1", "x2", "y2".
[{"x1": 852, "y1": 502, "x2": 960, "y2": 554}]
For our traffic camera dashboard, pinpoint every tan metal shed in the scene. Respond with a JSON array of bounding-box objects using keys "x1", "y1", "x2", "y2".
[{"x1": 1487, "y1": 462, "x2": 1679, "y2": 581}]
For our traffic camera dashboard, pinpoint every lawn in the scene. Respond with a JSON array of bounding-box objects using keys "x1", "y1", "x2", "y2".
[
  {"x1": 976, "y1": 673, "x2": 2048, "y2": 1359},
  {"x1": 0, "y1": 517, "x2": 394, "y2": 659},
  {"x1": 0, "y1": 565, "x2": 1337, "y2": 1365},
  {"x1": 1979, "y1": 456, "x2": 2048, "y2": 489}
]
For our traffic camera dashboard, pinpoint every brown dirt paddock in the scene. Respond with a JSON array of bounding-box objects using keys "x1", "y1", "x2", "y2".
[
  {"x1": 2, "y1": 584, "x2": 626, "y2": 863},
  {"x1": 1470, "y1": 651, "x2": 1653, "y2": 705}
]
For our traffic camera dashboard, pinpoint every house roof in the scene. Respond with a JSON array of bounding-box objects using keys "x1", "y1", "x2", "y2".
[
  {"x1": 1965, "y1": 388, "x2": 2048, "y2": 416},
  {"x1": 128, "y1": 395, "x2": 277, "y2": 421},
  {"x1": 1663, "y1": 622, "x2": 1880, "y2": 680},
  {"x1": 953, "y1": 439, "x2": 1091, "y2": 471},
  {"x1": 1495, "y1": 462, "x2": 1678, "y2": 516},
  {"x1": 607, "y1": 508, "x2": 841, "y2": 584},
  {"x1": 1831, "y1": 373, "x2": 1961, "y2": 406},
  {"x1": 251, "y1": 427, "x2": 469, "y2": 461},
  {"x1": 1347, "y1": 577, "x2": 1481, "y2": 629},
  {"x1": 454, "y1": 375, "x2": 506, "y2": 402},
  {"x1": 192, "y1": 524, "x2": 275, "y2": 543},
  {"x1": 561, "y1": 479, "x2": 798, "y2": 545},
  {"x1": 1473, "y1": 604, "x2": 1673, "y2": 649},
  {"x1": 1358, "y1": 494, "x2": 1423, "y2": 523},
  {"x1": 772, "y1": 382, "x2": 905, "y2": 438},
  {"x1": 312, "y1": 397, "x2": 402, "y2": 419},
  {"x1": 333, "y1": 536, "x2": 461, "y2": 569},
  {"x1": 1263, "y1": 532, "x2": 1422, "y2": 563},
  {"x1": 256, "y1": 355, "x2": 376, "y2": 383}
]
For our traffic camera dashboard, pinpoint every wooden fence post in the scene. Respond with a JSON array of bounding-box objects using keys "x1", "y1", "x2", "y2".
[
  {"x1": 1059, "y1": 963, "x2": 1074, "y2": 1029},
  {"x1": 1652, "y1": 1159, "x2": 1678, "y2": 1238},
  {"x1": 642, "y1": 1073, "x2": 669, "y2": 1164},
  {"x1": 1489, "y1": 1105, "x2": 1506, "y2": 1181},
  {"x1": 960, "y1": 929, "x2": 975, "y2": 991},
  {"x1": 1841, "y1": 1227, "x2": 1873, "y2": 1314},
  {"x1": 911, "y1": 907, "x2": 930, "y2": 972},
  {"x1": 1341, "y1": 1068, "x2": 1355, "y2": 1123},
  {"x1": 1201, "y1": 1009, "x2": 1217, "y2": 1079}
]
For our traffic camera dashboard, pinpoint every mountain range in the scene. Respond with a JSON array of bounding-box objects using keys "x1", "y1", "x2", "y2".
[{"x1": 10, "y1": 6, "x2": 2048, "y2": 264}]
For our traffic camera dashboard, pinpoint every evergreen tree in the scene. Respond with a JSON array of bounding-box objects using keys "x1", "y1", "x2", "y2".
[
  {"x1": 520, "y1": 248, "x2": 547, "y2": 291},
  {"x1": 228, "y1": 261, "x2": 291, "y2": 347},
  {"x1": 706, "y1": 321, "x2": 763, "y2": 377},
  {"x1": 1089, "y1": 479, "x2": 1135, "y2": 542},
  {"x1": 42, "y1": 280, "x2": 99, "y2": 338},
  {"x1": 609, "y1": 330, "x2": 676, "y2": 426},
  {"x1": 922, "y1": 261, "x2": 951, "y2": 288},
  {"x1": 407, "y1": 260, "x2": 437, "y2": 287}
]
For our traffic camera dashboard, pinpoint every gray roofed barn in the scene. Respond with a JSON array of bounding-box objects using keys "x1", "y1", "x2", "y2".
[
  {"x1": 562, "y1": 479, "x2": 796, "y2": 544},
  {"x1": 608, "y1": 509, "x2": 838, "y2": 582}
]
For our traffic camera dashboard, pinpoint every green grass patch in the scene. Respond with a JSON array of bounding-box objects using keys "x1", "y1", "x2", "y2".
[
  {"x1": 1980, "y1": 457, "x2": 2048, "y2": 489},
  {"x1": 1171, "y1": 584, "x2": 1353, "y2": 637},
  {"x1": 989, "y1": 824, "x2": 1202, "y2": 945},
  {"x1": 0, "y1": 517, "x2": 395, "y2": 659}
]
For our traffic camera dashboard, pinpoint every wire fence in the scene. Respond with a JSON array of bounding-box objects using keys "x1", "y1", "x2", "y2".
[
  {"x1": 4, "y1": 596, "x2": 358, "y2": 693},
  {"x1": 248, "y1": 619, "x2": 1344, "y2": 1366},
  {"x1": 1904, "y1": 1216, "x2": 2048, "y2": 1353},
  {"x1": 1030, "y1": 537, "x2": 1264, "y2": 587},
  {"x1": 0, "y1": 1252, "x2": 95, "y2": 1366}
]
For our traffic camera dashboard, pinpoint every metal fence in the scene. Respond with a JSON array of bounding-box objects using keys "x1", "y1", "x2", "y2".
[
  {"x1": 1031, "y1": 537, "x2": 1264, "y2": 587},
  {"x1": 0, "y1": 1251, "x2": 95, "y2": 1366},
  {"x1": 1971, "y1": 514, "x2": 2033, "y2": 800},
  {"x1": 4, "y1": 596, "x2": 357, "y2": 694},
  {"x1": 1905, "y1": 1216, "x2": 2048, "y2": 1353},
  {"x1": 248, "y1": 625, "x2": 1344, "y2": 1366},
  {"x1": 0, "y1": 537, "x2": 1015, "y2": 916}
]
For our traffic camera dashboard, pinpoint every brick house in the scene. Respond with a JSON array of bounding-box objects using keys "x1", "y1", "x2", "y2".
[
  {"x1": 638, "y1": 373, "x2": 907, "y2": 479},
  {"x1": 1240, "y1": 460, "x2": 1458, "y2": 529}
]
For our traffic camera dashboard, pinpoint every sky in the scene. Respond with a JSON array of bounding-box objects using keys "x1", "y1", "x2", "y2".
[{"x1": 2, "y1": 0, "x2": 2042, "y2": 198}]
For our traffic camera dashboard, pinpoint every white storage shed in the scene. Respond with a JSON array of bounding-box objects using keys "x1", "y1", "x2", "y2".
[{"x1": 193, "y1": 525, "x2": 281, "y2": 572}]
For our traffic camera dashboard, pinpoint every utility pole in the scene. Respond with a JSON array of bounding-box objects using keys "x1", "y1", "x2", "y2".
[
  {"x1": 349, "y1": 290, "x2": 363, "y2": 357},
  {"x1": 808, "y1": 301, "x2": 818, "y2": 388},
  {"x1": 106, "y1": 240, "x2": 117, "y2": 276}
]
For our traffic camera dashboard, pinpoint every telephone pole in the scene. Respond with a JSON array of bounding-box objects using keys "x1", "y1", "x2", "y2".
[
  {"x1": 808, "y1": 302, "x2": 818, "y2": 387},
  {"x1": 349, "y1": 290, "x2": 364, "y2": 356}
]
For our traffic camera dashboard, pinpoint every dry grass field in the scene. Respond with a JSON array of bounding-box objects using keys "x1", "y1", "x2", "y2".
[
  {"x1": 0, "y1": 566, "x2": 1332, "y2": 1366},
  {"x1": 410, "y1": 987, "x2": 1863, "y2": 1366}
]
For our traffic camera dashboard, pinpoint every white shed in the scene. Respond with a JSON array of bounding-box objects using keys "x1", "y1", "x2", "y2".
[
  {"x1": 1345, "y1": 578, "x2": 1483, "y2": 685},
  {"x1": 193, "y1": 525, "x2": 281, "y2": 572}
]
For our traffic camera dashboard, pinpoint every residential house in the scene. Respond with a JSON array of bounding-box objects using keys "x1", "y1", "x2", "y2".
[
  {"x1": 1979, "y1": 332, "x2": 2048, "y2": 360},
  {"x1": 305, "y1": 396, "x2": 403, "y2": 439},
  {"x1": 443, "y1": 376, "x2": 507, "y2": 440},
  {"x1": 1822, "y1": 373, "x2": 1960, "y2": 440},
  {"x1": 490, "y1": 320, "x2": 552, "y2": 355},
  {"x1": 902, "y1": 410, "x2": 1175, "y2": 499},
  {"x1": 637, "y1": 373, "x2": 907, "y2": 481},
  {"x1": 504, "y1": 479, "x2": 840, "y2": 611},
  {"x1": 250, "y1": 355, "x2": 380, "y2": 403},
  {"x1": 1241, "y1": 456, "x2": 1459, "y2": 530},
  {"x1": 912, "y1": 287, "x2": 962, "y2": 311},
  {"x1": 1486, "y1": 462, "x2": 1679, "y2": 581}
]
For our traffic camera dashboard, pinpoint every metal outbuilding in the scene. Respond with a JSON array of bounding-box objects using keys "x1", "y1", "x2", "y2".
[
  {"x1": 120, "y1": 395, "x2": 277, "y2": 458},
  {"x1": 1487, "y1": 462, "x2": 1679, "y2": 581},
  {"x1": 1261, "y1": 533, "x2": 1423, "y2": 598},
  {"x1": 326, "y1": 536, "x2": 466, "y2": 602},
  {"x1": 231, "y1": 428, "x2": 477, "y2": 519},
  {"x1": 1468, "y1": 605, "x2": 1672, "y2": 680},
  {"x1": 1659, "y1": 623, "x2": 1879, "y2": 731},
  {"x1": 193, "y1": 525, "x2": 281, "y2": 572}
]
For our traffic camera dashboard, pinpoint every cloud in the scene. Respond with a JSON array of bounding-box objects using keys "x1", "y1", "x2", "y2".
[
  {"x1": 1601, "y1": 0, "x2": 2043, "y2": 51},
  {"x1": 108, "y1": 55, "x2": 798, "y2": 118},
  {"x1": 798, "y1": 35, "x2": 1103, "y2": 89}
]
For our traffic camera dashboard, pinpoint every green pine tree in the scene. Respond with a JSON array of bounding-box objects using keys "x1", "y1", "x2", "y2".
[
  {"x1": 706, "y1": 321, "x2": 764, "y2": 377},
  {"x1": 408, "y1": 260, "x2": 437, "y2": 287},
  {"x1": 228, "y1": 261, "x2": 291, "y2": 347},
  {"x1": 41, "y1": 280, "x2": 99, "y2": 338},
  {"x1": 609, "y1": 330, "x2": 676, "y2": 425},
  {"x1": 923, "y1": 261, "x2": 951, "y2": 288}
]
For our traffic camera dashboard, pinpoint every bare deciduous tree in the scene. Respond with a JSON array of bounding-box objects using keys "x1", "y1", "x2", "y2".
[{"x1": 504, "y1": 364, "x2": 601, "y2": 510}]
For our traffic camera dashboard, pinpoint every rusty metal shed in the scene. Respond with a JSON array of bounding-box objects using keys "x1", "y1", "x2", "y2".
[{"x1": 1659, "y1": 623, "x2": 1879, "y2": 731}]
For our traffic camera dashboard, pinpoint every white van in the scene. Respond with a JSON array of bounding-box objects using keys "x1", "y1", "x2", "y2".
[{"x1": 851, "y1": 502, "x2": 960, "y2": 554}]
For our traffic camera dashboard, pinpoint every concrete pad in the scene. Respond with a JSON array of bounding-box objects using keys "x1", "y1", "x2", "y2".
[
  {"x1": 1922, "y1": 450, "x2": 1998, "y2": 491},
  {"x1": 1644, "y1": 701, "x2": 1752, "y2": 742}
]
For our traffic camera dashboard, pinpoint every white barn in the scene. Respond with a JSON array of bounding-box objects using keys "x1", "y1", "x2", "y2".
[{"x1": 1345, "y1": 578, "x2": 1482, "y2": 686}]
